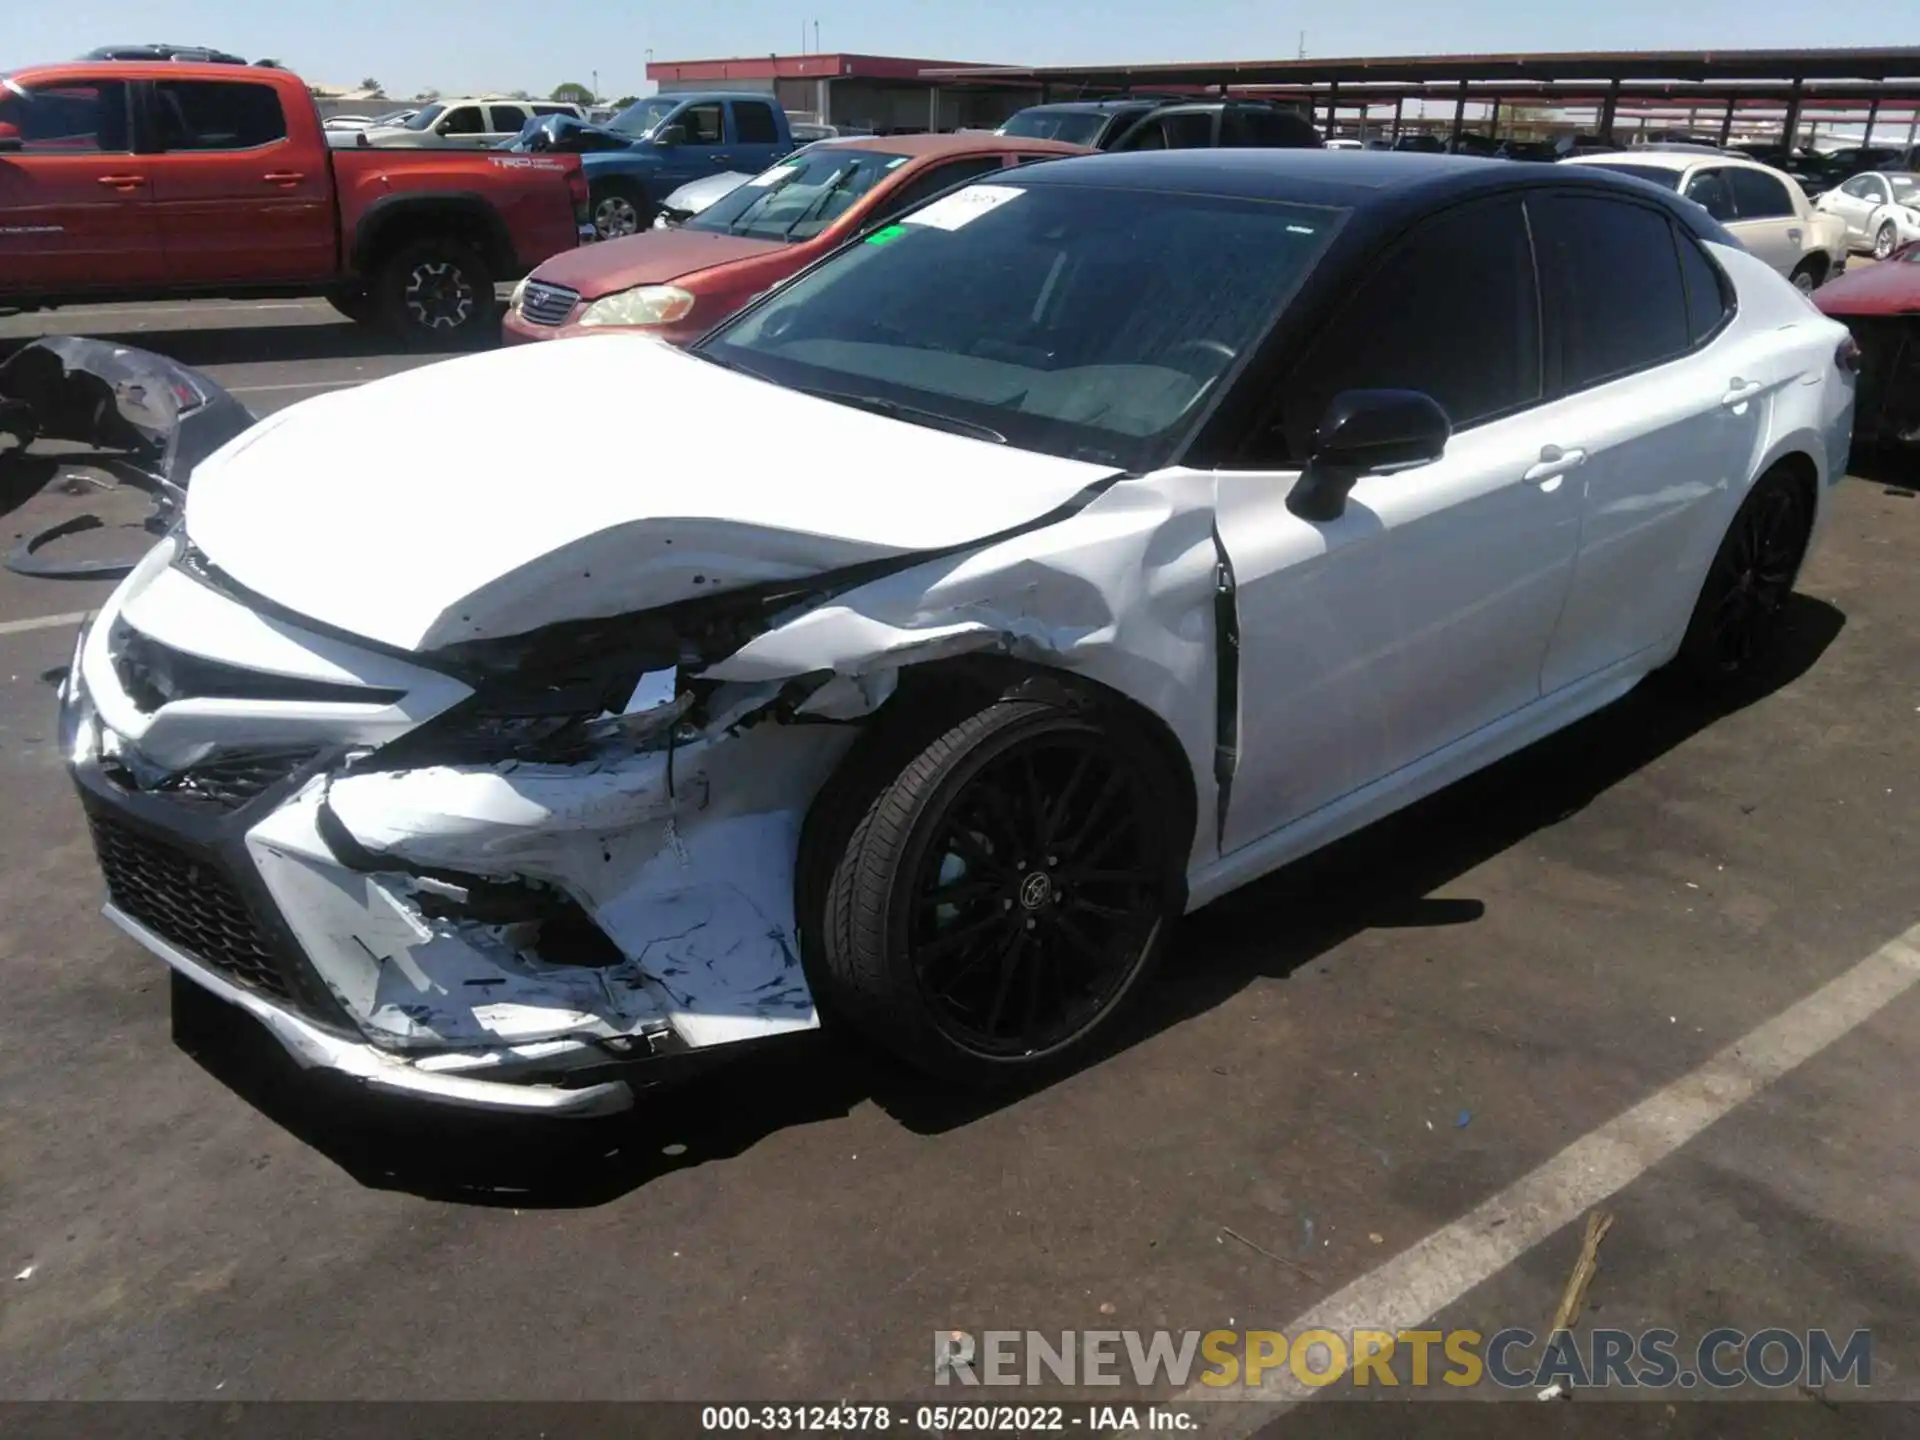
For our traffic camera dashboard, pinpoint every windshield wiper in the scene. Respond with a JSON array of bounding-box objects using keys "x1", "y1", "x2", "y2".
[{"x1": 796, "y1": 386, "x2": 1007, "y2": 445}]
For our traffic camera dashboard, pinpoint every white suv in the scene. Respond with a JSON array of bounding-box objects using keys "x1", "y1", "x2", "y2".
[
  {"x1": 359, "y1": 98, "x2": 586, "y2": 149},
  {"x1": 1563, "y1": 150, "x2": 1848, "y2": 290}
]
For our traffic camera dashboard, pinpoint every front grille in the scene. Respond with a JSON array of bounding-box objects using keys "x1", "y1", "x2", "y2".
[
  {"x1": 160, "y1": 747, "x2": 320, "y2": 810},
  {"x1": 89, "y1": 814, "x2": 291, "y2": 1002},
  {"x1": 519, "y1": 280, "x2": 579, "y2": 326}
]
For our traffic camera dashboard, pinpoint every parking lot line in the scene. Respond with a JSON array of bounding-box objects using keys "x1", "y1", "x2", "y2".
[
  {"x1": 1185, "y1": 918, "x2": 1920, "y2": 1423},
  {"x1": 0, "y1": 610, "x2": 90, "y2": 638},
  {"x1": 227, "y1": 379, "x2": 358, "y2": 396}
]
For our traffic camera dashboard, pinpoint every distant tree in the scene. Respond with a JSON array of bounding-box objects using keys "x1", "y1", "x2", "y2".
[
  {"x1": 550, "y1": 82, "x2": 594, "y2": 105},
  {"x1": 253, "y1": 57, "x2": 283, "y2": 69},
  {"x1": 359, "y1": 77, "x2": 383, "y2": 96},
  {"x1": 613, "y1": 95, "x2": 639, "y2": 108},
  {"x1": 510, "y1": 89, "x2": 532, "y2": 101},
  {"x1": 419, "y1": 87, "x2": 441, "y2": 102}
]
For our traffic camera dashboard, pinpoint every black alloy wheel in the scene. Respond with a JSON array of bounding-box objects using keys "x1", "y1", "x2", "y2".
[
  {"x1": 378, "y1": 238, "x2": 496, "y2": 349},
  {"x1": 1674, "y1": 468, "x2": 1813, "y2": 683},
  {"x1": 814, "y1": 691, "x2": 1183, "y2": 1086}
]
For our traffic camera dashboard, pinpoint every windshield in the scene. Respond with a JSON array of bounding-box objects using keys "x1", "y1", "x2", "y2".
[
  {"x1": 401, "y1": 104, "x2": 444, "y2": 132},
  {"x1": 696, "y1": 182, "x2": 1341, "y2": 470},
  {"x1": 686, "y1": 147, "x2": 912, "y2": 242},
  {"x1": 999, "y1": 109, "x2": 1114, "y2": 146},
  {"x1": 610, "y1": 97, "x2": 678, "y2": 137},
  {"x1": 1581, "y1": 163, "x2": 1682, "y2": 190}
]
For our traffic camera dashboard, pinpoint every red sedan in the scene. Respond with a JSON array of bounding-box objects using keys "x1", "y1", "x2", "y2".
[
  {"x1": 502, "y1": 133, "x2": 1089, "y2": 347},
  {"x1": 1813, "y1": 242, "x2": 1920, "y2": 450}
]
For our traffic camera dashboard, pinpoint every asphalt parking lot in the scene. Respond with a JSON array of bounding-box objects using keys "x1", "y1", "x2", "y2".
[{"x1": 0, "y1": 298, "x2": 1917, "y2": 1431}]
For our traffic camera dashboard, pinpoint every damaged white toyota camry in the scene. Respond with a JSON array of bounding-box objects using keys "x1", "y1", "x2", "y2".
[{"x1": 62, "y1": 151, "x2": 1856, "y2": 1116}]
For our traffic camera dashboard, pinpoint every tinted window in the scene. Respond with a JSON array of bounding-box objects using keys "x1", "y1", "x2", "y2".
[
  {"x1": 701, "y1": 186, "x2": 1340, "y2": 470},
  {"x1": 998, "y1": 108, "x2": 1113, "y2": 146},
  {"x1": 530, "y1": 103, "x2": 573, "y2": 117},
  {"x1": 1276, "y1": 199, "x2": 1539, "y2": 463},
  {"x1": 440, "y1": 106, "x2": 484, "y2": 135},
  {"x1": 1675, "y1": 230, "x2": 1732, "y2": 346},
  {"x1": 687, "y1": 147, "x2": 914, "y2": 242},
  {"x1": 1580, "y1": 163, "x2": 1681, "y2": 190},
  {"x1": 1726, "y1": 167, "x2": 1793, "y2": 219},
  {"x1": 871, "y1": 155, "x2": 1008, "y2": 218},
  {"x1": 489, "y1": 104, "x2": 529, "y2": 133},
  {"x1": 1223, "y1": 106, "x2": 1318, "y2": 148},
  {"x1": 679, "y1": 103, "x2": 724, "y2": 144},
  {"x1": 1536, "y1": 195, "x2": 1691, "y2": 389},
  {"x1": 1114, "y1": 111, "x2": 1215, "y2": 151},
  {"x1": 0, "y1": 80, "x2": 130, "y2": 151},
  {"x1": 1682, "y1": 169, "x2": 1736, "y2": 222},
  {"x1": 733, "y1": 100, "x2": 779, "y2": 143},
  {"x1": 151, "y1": 81, "x2": 287, "y2": 150}
]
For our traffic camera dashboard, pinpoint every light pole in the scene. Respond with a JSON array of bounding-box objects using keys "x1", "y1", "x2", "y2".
[{"x1": 591, "y1": 69, "x2": 598, "y2": 102}]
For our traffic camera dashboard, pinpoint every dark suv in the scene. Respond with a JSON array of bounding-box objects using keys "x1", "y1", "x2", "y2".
[{"x1": 998, "y1": 98, "x2": 1321, "y2": 152}]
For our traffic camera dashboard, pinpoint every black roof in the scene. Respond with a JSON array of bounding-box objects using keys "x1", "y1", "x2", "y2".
[
  {"x1": 1008, "y1": 148, "x2": 1735, "y2": 244},
  {"x1": 1016, "y1": 99, "x2": 1157, "y2": 115}
]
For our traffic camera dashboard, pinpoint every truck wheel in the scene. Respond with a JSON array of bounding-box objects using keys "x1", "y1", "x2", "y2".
[
  {"x1": 813, "y1": 687, "x2": 1185, "y2": 1089},
  {"x1": 377, "y1": 239, "x2": 496, "y2": 349},
  {"x1": 589, "y1": 180, "x2": 651, "y2": 240}
]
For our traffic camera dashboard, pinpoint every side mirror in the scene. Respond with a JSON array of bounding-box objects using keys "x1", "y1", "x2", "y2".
[
  {"x1": 0, "y1": 123, "x2": 22, "y2": 153},
  {"x1": 655, "y1": 123, "x2": 687, "y2": 147},
  {"x1": 1285, "y1": 389, "x2": 1450, "y2": 522}
]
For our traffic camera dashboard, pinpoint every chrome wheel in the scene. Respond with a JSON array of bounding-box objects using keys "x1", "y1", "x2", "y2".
[
  {"x1": 403, "y1": 259, "x2": 477, "y2": 332},
  {"x1": 1874, "y1": 222, "x2": 1897, "y2": 260},
  {"x1": 594, "y1": 194, "x2": 641, "y2": 239}
]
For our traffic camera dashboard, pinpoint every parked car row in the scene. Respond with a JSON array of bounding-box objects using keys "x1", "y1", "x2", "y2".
[
  {"x1": 56, "y1": 146, "x2": 1861, "y2": 1116},
  {"x1": 0, "y1": 59, "x2": 593, "y2": 345}
]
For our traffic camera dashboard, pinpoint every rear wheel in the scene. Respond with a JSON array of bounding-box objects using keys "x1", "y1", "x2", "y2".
[
  {"x1": 589, "y1": 180, "x2": 652, "y2": 240},
  {"x1": 376, "y1": 238, "x2": 496, "y2": 349},
  {"x1": 814, "y1": 689, "x2": 1184, "y2": 1088},
  {"x1": 1670, "y1": 467, "x2": 1813, "y2": 687},
  {"x1": 1789, "y1": 258, "x2": 1823, "y2": 293},
  {"x1": 1874, "y1": 221, "x2": 1899, "y2": 261}
]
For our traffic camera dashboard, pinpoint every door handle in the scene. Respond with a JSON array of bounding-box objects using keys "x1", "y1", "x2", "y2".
[
  {"x1": 96, "y1": 174, "x2": 145, "y2": 189},
  {"x1": 1721, "y1": 379, "x2": 1763, "y2": 408},
  {"x1": 1523, "y1": 445, "x2": 1586, "y2": 484},
  {"x1": 711, "y1": 153, "x2": 731, "y2": 163},
  {"x1": 1787, "y1": 227, "x2": 1803, "y2": 243},
  {"x1": 263, "y1": 170, "x2": 306, "y2": 184}
]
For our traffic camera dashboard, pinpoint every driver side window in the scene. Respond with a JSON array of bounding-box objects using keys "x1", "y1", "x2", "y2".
[
  {"x1": 1255, "y1": 198, "x2": 1541, "y2": 468},
  {"x1": 1683, "y1": 169, "x2": 1736, "y2": 222},
  {"x1": 680, "y1": 103, "x2": 724, "y2": 144},
  {"x1": 440, "y1": 106, "x2": 484, "y2": 136}
]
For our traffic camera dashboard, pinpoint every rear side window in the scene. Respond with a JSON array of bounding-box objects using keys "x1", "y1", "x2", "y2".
[
  {"x1": 733, "y1": 101, "x2": 780, "y2": 144},
  {"x1": 1726, "y1": 167, "x2": 1795, "y2": 219},
  {"x1": 1114, "y1": 110, "x2": 1215, "y2": 151},
  {"x1": 1535, "y1": 194, "x2": 1691, "y2": 389},
  {"x1": 151, "y1": 81, "x2": 287, "y2": 150},
  {"x1": 0, "y1": 80, "x2": 130, "y2": 151},
  {"x1": 1275, "y1": 197, "x2": 1540, "y2": 462},
  {"x1": 1674, "y1": 231, "x2": 1733, "y2": 346},
  {"x1": 1682, "y1": 169, "x2": 1736, "y2": 222},
  {"x1": 1222, "y1": 107, "x2": 1318, "y2": 148}
]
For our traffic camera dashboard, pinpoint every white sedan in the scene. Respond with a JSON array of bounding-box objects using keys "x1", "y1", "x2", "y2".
[
  {"x1": 1815, "y1": 170, "x2": 1920, "y2": 259},
  {"x1": 1564, "y1": 150, "x2": 1849, "y2": 290},
  {"x1": 61, "y1": 152, "x2": 1856, "y2": 1115}
]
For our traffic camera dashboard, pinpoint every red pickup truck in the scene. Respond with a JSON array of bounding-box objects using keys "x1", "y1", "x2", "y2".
[{"x1": 0, "y1": 61, "x2": 591, "y2": 345}]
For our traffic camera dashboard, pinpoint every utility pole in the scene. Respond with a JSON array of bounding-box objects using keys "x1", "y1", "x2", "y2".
[
  {"x1": 1297, "y1": 32, "x2": 1306, "y2": 59},
  {"x1": 591, "y1": 69, "x2": 598, "y2": 102},
  {"x1": 814, "y1": 20, "x2": 821, "y2": 52}
]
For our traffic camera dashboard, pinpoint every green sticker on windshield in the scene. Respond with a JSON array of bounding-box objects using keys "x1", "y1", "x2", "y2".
[{"x1": 865, "y1": 224, "x2": 908, "y2": 246}]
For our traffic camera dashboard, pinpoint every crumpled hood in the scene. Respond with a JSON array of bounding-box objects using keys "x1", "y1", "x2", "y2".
[
  {"x1": 529, "y1": 227, "x2": 784, "y2": 297},
  {"x1": 184, "y1": 336, "x2": 1115, "y2": 654}
]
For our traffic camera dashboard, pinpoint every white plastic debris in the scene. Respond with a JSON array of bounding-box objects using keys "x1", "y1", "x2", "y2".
[{"x1": 14, "y1": 1266, "x2": 32, "y2": 1281}]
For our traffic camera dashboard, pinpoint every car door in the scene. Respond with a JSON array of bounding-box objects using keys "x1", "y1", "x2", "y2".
[
  {"x1": 1210, "y1": 195, "x2": 1582, "y2": 850},
  {"x1": 144, "y1": 77, "x2": 333, "y2": 284},
  {"x1": 728, "y1": 98, "x2": 788, "y2": 172},
  {"x1": 1530, "y1": 193, "x2": 1770, "y2": 690},
  {"x1": 1723, "y1": 166, "x2": 1803, "y2": 275},
  {"x1": 0, "y1": 75, "x2": 165, "y2": 289},
  {"x1": 487, "y1": 104, "x2": 531, "y2": 146},
  {"x1": 657, "y1": 101, "x2": 729, "y2": 185}
]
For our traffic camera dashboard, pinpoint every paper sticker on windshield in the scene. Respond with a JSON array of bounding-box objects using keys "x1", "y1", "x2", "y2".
[
  {"x1": 904, "y1": 184, "x2": 1024, "y2": 231},
  {"x1": 745, "y1": 163, "x2": 801, "y2": 187}
]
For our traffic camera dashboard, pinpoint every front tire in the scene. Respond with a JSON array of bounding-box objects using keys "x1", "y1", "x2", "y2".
[
  {"x1": 377, "y1": 238, "x2": 496, "y2": 349},
  {"x1": 1670, "y1": 466, "x2": 1814, "y2": 688},
  {"x1": 815, "y1": 689, "x2": 1185, "y2": 1088},
  {"x1": 589, "y1": 180, "x2": 652, "y2": 240},
  {"x1": 1874, "y1": 221, "x2": 1898, "y2": 261}
]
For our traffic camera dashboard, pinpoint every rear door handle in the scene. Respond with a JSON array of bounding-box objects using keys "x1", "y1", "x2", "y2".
[
  {"x1": 1523, "y1": 445, "x2": 1586, "y2": 484},
  {"x1": 96, "y1": 174, "x2": 145, "y2": 189},
  {"x1": 263, "y1": 170, "x2": 306, "y2": 184},
  {"x1": 1787, "y1": 227, "x2": 1803, "y2": 243},
  {"x1": 1721, "y1": 379, "x2": 1764, "y2": 407}
]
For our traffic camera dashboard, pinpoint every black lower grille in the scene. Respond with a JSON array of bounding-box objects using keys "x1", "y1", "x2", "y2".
[
  {"x1": 161, "y1": 747, "x2": 320, "y2": 810},
  {"x1": 89, "y1": 814, "x2": 290, "y2": 1001}
]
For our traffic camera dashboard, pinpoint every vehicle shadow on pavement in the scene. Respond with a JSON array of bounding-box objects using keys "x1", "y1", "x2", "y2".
[
  {"x1": 169, "y1": 596, "x2": 1846, "y2": 1209},
  {"x1": 0, "y1": 319, "x2": 494, "y2": 370},
  {"x1": 1847, "y1": 446, "x2": 1919, "y2": 495}
]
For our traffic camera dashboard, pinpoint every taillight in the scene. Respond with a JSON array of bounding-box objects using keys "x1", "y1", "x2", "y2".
[
  {"x1": 566, "y1": 163, "x2": 590, "y2": 217},
  {"x1": 1835, "y1": 333, "x2": 1863, "y2": 375}
]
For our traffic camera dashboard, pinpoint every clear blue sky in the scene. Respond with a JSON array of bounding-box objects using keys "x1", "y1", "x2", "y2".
[{"x1": 14, "y1": 0, "x2": 1916, "y2": 102}]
